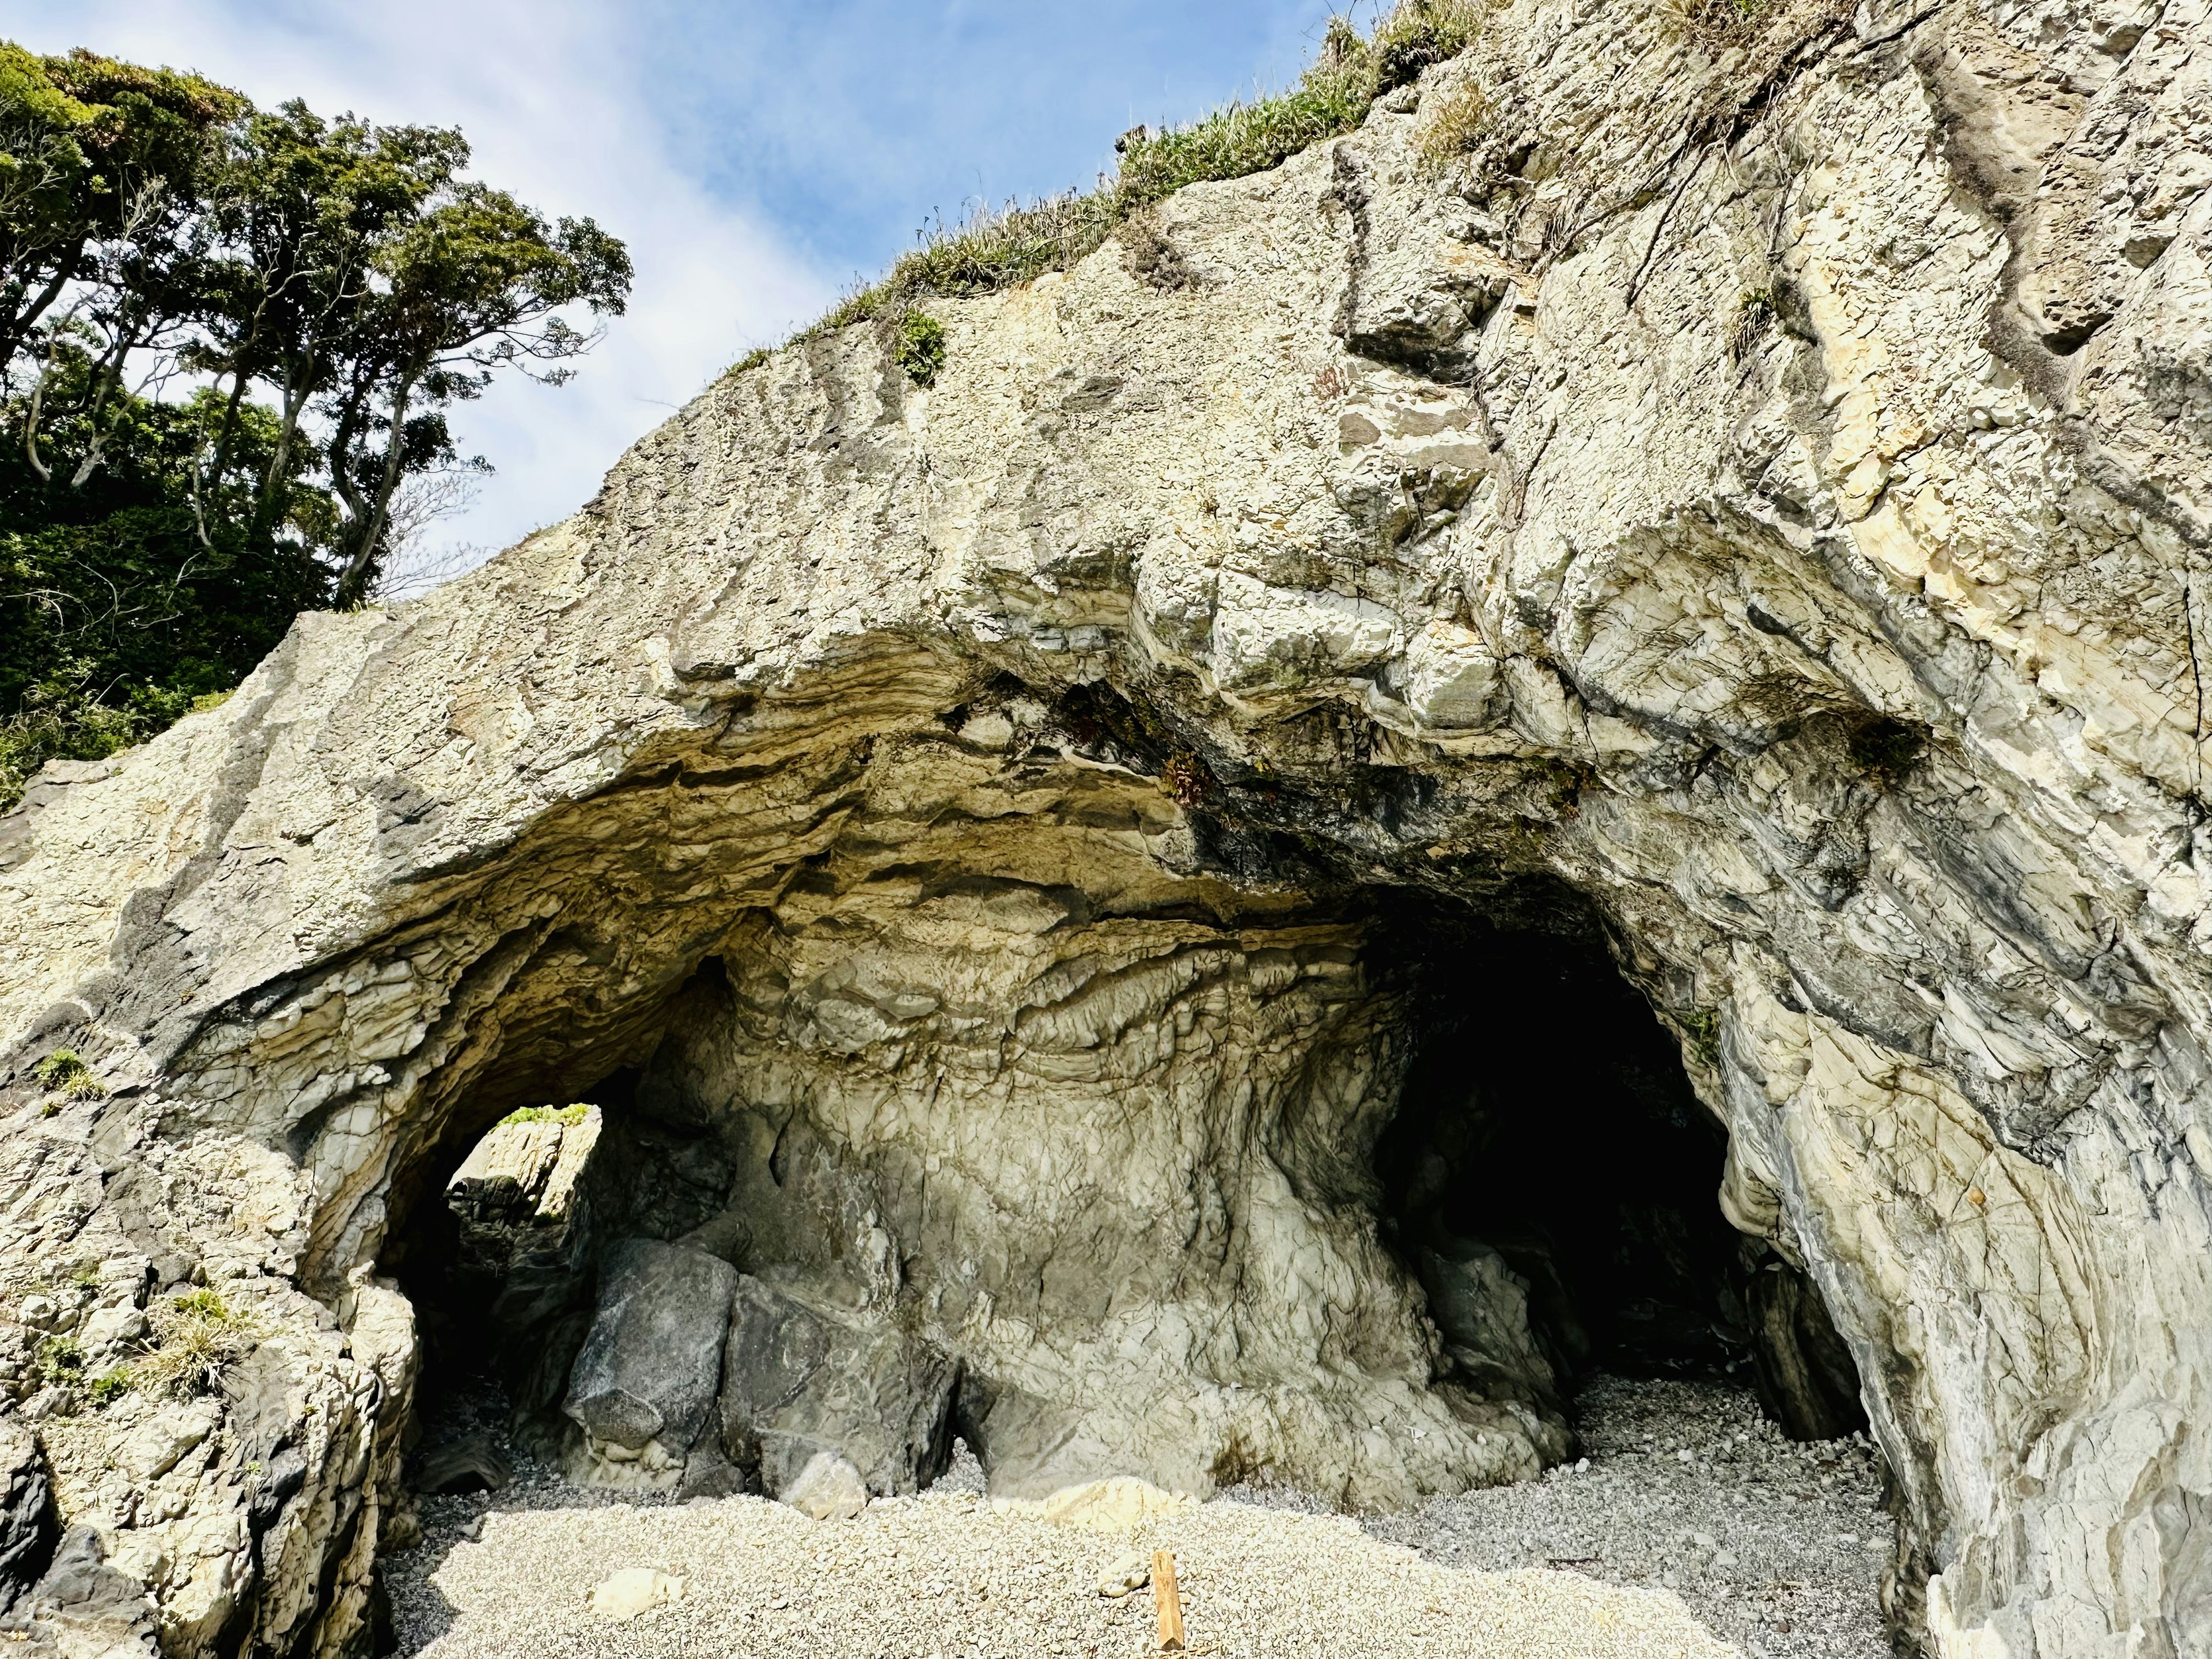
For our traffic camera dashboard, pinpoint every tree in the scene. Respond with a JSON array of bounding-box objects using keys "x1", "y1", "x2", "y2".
[
  {"x1": 0, "y1": 42, "x2": 632, "y2": 807},
  {"x1": 0, "y1": 47, "x2": 240, "y2": 376},
  {"x1": 321, "y1": 175, "x2": 630, "y2": 604}
]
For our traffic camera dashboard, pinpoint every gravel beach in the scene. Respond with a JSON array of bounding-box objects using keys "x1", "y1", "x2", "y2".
[{"x1": 388, "y1": 1376, "x2": 1892, "y2": 1658}]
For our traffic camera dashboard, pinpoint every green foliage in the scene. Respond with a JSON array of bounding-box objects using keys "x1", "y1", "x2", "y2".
[
  {"x1": 761, "y1": 1, "x2": 1484, "y2": 365},
  {"x1": 33, "y1": 1334, "x2": 82, "y2": 1384},
  {"x1": 1680, "y1": 1009, "x2": 1722, "y2": 1065},
  {"x1": 31, "y1": 1048, "x2": 101, "y2": 1098},
  {"x1": 891, "y1": 309, "x2": 946, "y2": 386},
  {"x1": 134, "y1": 1287, "x2": 262, "y2": 1399},
  {"x1": 87, "y1": 1367, "x2": 131, "y2": 1406},
  {"x1": 0, "y1": 43, "x2": 632, "y2": 805},
  {"x1": 497, "y1": 1103, "x2": 590, "y2": 1127}
]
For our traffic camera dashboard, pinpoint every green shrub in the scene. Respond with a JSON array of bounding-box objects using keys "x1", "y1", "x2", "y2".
[
  {"x1": 88, "y1": 1368, "x2": 132, "y2": 1406},
  {"x1": 32, "y1": 1050, "x2": 103, "y2": 1100},
  {"x1": 35, "y1": 1335, "x2": 84, "y2": 1385},
  {"x1": 892, "y1": 310, "x2": 948, "y2": 386}
]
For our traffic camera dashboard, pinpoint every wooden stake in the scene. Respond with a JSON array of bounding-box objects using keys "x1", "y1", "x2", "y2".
[{"x1": 1153, "y1": 1548, "x2": 1185, "y2": 1653}]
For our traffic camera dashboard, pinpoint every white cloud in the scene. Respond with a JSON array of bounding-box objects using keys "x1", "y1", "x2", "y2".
[{"x1": 1, "y1": 0, "x2": 835, "y2": 563}]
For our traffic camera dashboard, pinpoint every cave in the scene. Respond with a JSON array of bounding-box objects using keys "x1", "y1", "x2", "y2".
[
  {"x1": 381, "y1": 871, "x2": 1867, "y2": 1519},
  {"x1": 1370, "y1": 899, "x2": 1868, "y2": 1446},
  {"x1": 7, "y1": 10, "x2": 2207, "y2": 1645}
]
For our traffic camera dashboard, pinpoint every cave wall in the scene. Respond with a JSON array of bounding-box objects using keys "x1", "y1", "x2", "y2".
[{"x1": 1, "y1": 0, "x2": 2209, "y2": 1652}]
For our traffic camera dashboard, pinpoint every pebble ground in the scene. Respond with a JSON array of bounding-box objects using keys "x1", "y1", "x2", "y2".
[
  {"x1": 387, "y1": 1375, "x2": 1892, "y2": 1658},
  {"x1": 1357, "y1": 1376, "x2": 1893, "y2": 1658}
]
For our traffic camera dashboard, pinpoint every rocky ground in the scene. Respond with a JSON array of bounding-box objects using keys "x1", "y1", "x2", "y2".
[
  {"x1": 385, "y1": 1374, "x2": 1889, "y2": 1658},
  {"x1": 1356, "y1": 1376, "x2": 1893, "y2": 1658}
]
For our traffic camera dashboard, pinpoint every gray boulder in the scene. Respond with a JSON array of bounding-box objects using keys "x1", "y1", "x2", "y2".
[
  {"x1": 718, "y1": 1275, "x2": 957, "y2": 1499},
  {"x1": 0, "y1": 1422, "x2": 54, "y2": 1617},
  {"x1": 563, "y1": 1240, "x2": 738, "y2": 1453}
]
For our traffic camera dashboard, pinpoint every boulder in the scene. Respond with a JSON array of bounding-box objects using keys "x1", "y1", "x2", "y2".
[
  {"x1": 0, "y1": 1422, "x2": 54, "y2": 1616},
  {"x1": 717, "y1": 1275, "x2": 957, "y2": 1499},
  {"x1": 1417, "y1": 1237, "x2": 1561, "y2": 1410},
  {"x1": 779, "y1": 1451, "x2": 868, "y2": 1521},
  {"x1": 586, "y1": 1567, "x2": 683, "y2": 1620},
  {"x1": 563, "y1": 1240, "x2": 738, "y2": 1457}
]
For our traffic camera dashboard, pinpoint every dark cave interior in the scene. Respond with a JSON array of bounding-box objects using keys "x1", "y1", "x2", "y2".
[{"x1": 1372, "y1": 894, "x2": 1868, "y2": 1443}]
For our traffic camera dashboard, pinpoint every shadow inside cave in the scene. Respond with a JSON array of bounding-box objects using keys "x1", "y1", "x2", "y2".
[{"x1": 1370, "y1": 892, "x2": 1868, "y2": 1445}]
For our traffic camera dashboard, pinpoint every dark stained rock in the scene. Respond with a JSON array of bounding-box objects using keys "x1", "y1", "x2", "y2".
[
  {"x1": 718, "y1": 1275, "x2": 958, "y2": 1499},
  {"x1": 564, "y1": 1240, "x2": 739, "y2": 1453}
]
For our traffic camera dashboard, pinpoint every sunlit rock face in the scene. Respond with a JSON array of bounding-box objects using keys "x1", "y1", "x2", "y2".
[{"x1": 2, "y1": 0, "x2": 2210, "y2": 1650}]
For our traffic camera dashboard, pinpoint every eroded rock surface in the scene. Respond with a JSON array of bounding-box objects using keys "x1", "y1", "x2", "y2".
[{"x1": 1, "y1": 0, "x2": 2209, "y2": 1652}]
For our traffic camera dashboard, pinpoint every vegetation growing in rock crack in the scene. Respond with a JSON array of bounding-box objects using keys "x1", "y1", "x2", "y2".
[
  {"x1": 731, "y1": 1, "x2": 1487, "y2": 368},
  {"x1": 34, "y1": 1334, "x2": 84, "y2": 1387},
  {"x1": 134, "y1": 1289, "x2": 264, "y2": 1399},
  {"x1": 891, "y1": 309, "x2": 946, "y2": 386},
  {"x1": 0, "y1": 44, "x2": 632, "y2": 810},
  {"x1": 32, "y1": 1047, "x2": 101, "y2": 1099}
]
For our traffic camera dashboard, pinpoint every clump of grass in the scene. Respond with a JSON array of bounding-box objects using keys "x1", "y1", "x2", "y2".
[
  {"x1": 1656, "y1": 0, "x2": 1780, "y2": 43},
  {"x1": 88, "y1": 1368, "x2": 133, "y2": 1407},
  {"x1": 1369, "y1": 0, "x2": 1487, "y2": 92},
  {"x1": 1731, "y1": 287, "x2": 1775, "y2": 362},
  {"x1": 497, "y1": 1103, "x2": 592, "y2": 1128},
  {"x1": 891, "y1": 309, "x2": 947, "y2": 385},
  {"x1": 32, "y1": 1050, "x2": 103, "y2": 1102},
  {"x1": 134, "y1": 1289, "x2": 263, "y2": 1400},
  {"x1": 742, "y1": 0, "x2": 1488, "y2": 372},
  {"x1": 1416, "y1": 76, "x2": 1494, "y2": 162}
]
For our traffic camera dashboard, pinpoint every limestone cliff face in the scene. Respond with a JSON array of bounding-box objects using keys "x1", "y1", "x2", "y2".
[{"x1": 1, "y1": 0, "x2": 2209, "y2": 1651}]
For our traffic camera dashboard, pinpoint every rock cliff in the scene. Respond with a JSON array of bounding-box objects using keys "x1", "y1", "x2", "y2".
[{"x1": 1, "y1": 0, "x2": 2209, "y2": 1652}]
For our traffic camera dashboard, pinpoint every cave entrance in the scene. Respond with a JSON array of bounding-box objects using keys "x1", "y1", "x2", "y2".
[
  {"x1": 1372, "y1": 897, "x2": 1868, "y2": 1443},
  {"x1": 384, "y1": 1093, "x2": 616, "y2": 1478}
]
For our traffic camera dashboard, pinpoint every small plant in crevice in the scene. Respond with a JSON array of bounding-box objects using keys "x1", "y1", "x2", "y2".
[
  {"x1": 1731, "y1": 287, "x2": 1775, "y2": 363},
  {"x1": 1415, "y1": 77, "x2": 1494, "y2": 163},
  {"x1": 32, "y1": 1050, "x2": 103, "y2": 1104},
  {"x1": 1656, "y1": 0, "x2": 1781, "y2": 44},
  {"x1": 34, "y1": 1335, "x2": 84, "y2": 1387},
  {"x1": 1680, "y1": 1008, "x2": 1723, "y2": 1065},
  {"x1": 892, "y1": 309, "x2": 948, "y2": 387},
  {"x1": 134, "y1": 1289, "x2": 264, "y2": 1401},
  {"x1": 88, "y1": 1368, "x2": 134, "y2": 1407}
]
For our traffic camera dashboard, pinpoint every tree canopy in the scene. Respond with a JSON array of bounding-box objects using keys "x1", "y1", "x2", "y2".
[{"x1": 0, "y1": 44, "x2": 631, "y2": 806}]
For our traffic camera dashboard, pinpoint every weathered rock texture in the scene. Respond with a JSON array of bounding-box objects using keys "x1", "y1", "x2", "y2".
[{"x1": 1, "y1": 0, "x2": 2209, "y2": 1651}]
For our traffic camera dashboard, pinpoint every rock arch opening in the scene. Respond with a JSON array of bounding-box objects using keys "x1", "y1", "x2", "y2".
[{"x1": 375, "y1": 857, "x2": 1868, "y2": 1524}]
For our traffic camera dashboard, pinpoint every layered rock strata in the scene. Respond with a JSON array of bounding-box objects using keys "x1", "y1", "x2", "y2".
[{"x1": 0, "y1": 0, "x2": 2209, "y2": 1652}]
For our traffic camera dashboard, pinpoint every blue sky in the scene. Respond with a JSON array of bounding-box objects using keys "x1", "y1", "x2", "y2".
[{"x1": 1, "y1": 0, "x2": 1345, "y2": 565}]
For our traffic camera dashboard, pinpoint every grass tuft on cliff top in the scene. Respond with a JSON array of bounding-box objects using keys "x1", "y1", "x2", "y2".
[{"x1": 744, "y1": 1, "x2": 1484, "y2": 368}]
